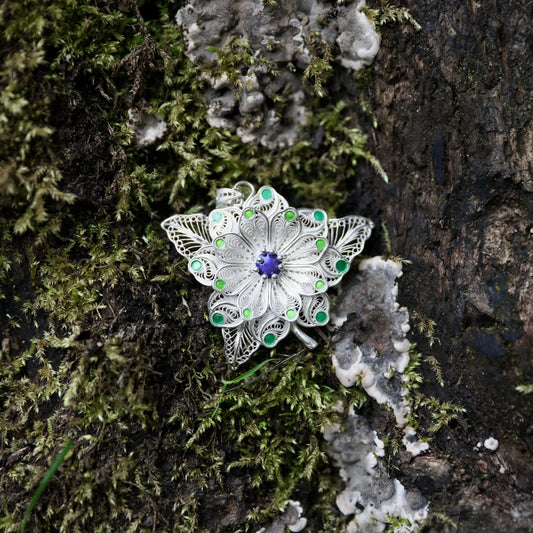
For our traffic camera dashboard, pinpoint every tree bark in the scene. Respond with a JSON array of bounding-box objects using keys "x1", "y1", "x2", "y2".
[
  {"x1": 365, "y1": 0, "x2": 533, "y2": 530},
  {"x1": 2, "y1": 1, "x2": 532, "y2": 531}
]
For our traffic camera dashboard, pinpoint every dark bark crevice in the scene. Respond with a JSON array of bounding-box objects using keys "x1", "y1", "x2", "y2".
[{"x1": 362, "y1": 0, "x2": 533, "y2": 529}]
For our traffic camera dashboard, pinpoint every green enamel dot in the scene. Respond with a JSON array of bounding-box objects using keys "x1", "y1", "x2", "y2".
[
  {"x1": 286, "y1": 308, "x2": 296, "y2": 319},
  {"x1": 285, "y1": 210, "x2": 296, "y2": 221},
  {"x1": 264, "y1": 333, "x2": 276, "y2": 346},
  {"x1": 314, "y1": 210, "x2": 325, "y2": 222},
  {"x1": 212, "y1": 211, "x2": 222, "y2": 222},
  {"x1": 212, "y1": 313, "x2": 224, "y2": 325},
  {"x1": 336, "y1": 259, "x2": 349, "y2": 273},
  {"x1": 190, "y1": 260, "x2": 203, "y2": 272},
  {"x1": 243, "y1": 308, "x2": 253, "y2": 319},
  {"x1": 261, "y1": 188, "x2": 273, "y2": 200},
  {"x1": 315, "y1": 280, "x2": 325, "y2": 290},
  {"x1": 316, "y1": 311, "x2": 328, "y2": 323},
  {"x1": 244, "y1": 208, "x2": 255, "y2": 219},
  {"x1": 215, "y1": 279, "x2": 225, "y2": 290},
  {"x1": 316, "y1": 238, "x2": 326, "y2": 250},
  {"x1": 215, "y1": 238, "x2": 225, "y2": 248}
]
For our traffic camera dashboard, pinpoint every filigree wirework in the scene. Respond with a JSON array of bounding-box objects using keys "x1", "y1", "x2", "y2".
[{"x1": 162, "y1": 182, "x2": 374, "y2": 367}]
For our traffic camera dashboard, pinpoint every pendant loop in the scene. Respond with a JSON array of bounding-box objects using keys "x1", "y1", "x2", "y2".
[{"x1": 234, "y1": 181, "x2": 255, "y2": 199}]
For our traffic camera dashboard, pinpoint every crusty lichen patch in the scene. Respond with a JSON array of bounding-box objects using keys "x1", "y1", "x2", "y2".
[
  {"x1": 331, "y1": 258, "x2": 428, "y2": 447},
  {"x1": 176, "y1": 0, "x2": 381, "y2": 148},
  {"x1": 325, "y1": 412, "x2": 428, "y2": 533}
]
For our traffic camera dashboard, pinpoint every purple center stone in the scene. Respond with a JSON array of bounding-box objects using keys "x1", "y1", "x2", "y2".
[{"x1": 256, "y1": 252, "x2": 281, "y2": 278}]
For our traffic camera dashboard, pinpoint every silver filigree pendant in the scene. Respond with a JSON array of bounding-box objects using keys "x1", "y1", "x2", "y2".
[{"x1": 162, "y1": 182, "x2": 374, "y2": 367}]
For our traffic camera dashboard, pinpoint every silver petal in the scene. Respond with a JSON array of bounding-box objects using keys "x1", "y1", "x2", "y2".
[
  {"x1": 214, "y1": 264, "x2": 257, "y2": 295},
  {"x1": 243, "y1": 185, "x2": 289, "y2": 218},
  {"x1": 208, "y1": 207, "x2": 241, "y2": 239},
  {"x1": 269, "y1": 277, "x2": 302, "y2": 322},
  {"x1": 281, "y1": 233, "x2": 328, "y2": 265},
  {"x1": 188, "y1": 246, "x2": 222, "y2": 286},
  {"x1": 162, "y1": 214, "x2": 211, "y2": 259},
  {"x1": 317, "y1": 246, "x2": 350, "y2": 287},
  {"x1": 327, "y1": 216, "x2": 374, "y2": 261},
  {"x1": 269, "y1": 208, "x2": 301, "y2": 253},
  {"x1": 297, "y1": 294, "x2": 330, "y2": 327},
  {"x1": 298, "y1": 208, "x2": 328, "y2": 237},
  {"x1": 208, "y1": 292, "x2": 244, "y2": 328},
  {"x1": 237, "y1": 276, "x2": 269, "y2": 320},
  {"x1": 250, "y1": 311, "x2": 291, "y2": 348},
  {"x1": 213, "y1": 232, "x2": 256, "y2": 264},
  {"x1": 222, "y1": 324, "x2": 261, "y2": 368},
  {"x1": 280, "y1": 265, "x2": 328, "y2": 296},
  {"x1": 238, "y1": 208, "x2": 269, "y2": 253}
]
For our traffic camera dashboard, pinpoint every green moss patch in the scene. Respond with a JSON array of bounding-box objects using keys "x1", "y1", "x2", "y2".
[{"x1": 0, "y1": 1, "x2": 412, "y2": 531}]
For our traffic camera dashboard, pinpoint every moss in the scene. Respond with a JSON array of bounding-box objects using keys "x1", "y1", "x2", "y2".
[
  {"x1": 403, "y1": 346, "x2": 466, "y2": 439},
  {"x1": 363, "y1": 1, "x2": 422, "y2": 31},
  {"x1": 0, "y1": 1, "x2": 414, "y2": 531},
  {"x1": 184, "y1": 350, "x2": 349, "y2": 522},
  {"x1": 412, "y1": 311, "x2": 441, "y2": 349},
  {"x1": 302, "y1": 38, "x2": 334, "y2": 97},
  {"x1": 204, "y1": 36, "x2": 279, "y2": 91}
]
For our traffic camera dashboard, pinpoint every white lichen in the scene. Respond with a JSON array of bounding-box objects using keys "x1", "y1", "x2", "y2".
[
  {"x1": 325, "y1": 410, "x2": 429, "y2": 533},
  {"x1": 330, "y1": 257, "x2": 425, "y2": 444},
  {"x1": 127, "y1": 109, "x2": 167, "y2": 146},
  {"x1": 484, "y1": 437, "x2": 499, "y2": 451},
  {"x1": 403, "y1": 426, "x2": 430, "y2": 456},
  {"x1": 256, "y1": 499, "x2": 307, "y2": 533},
  {"x1": 175, "y1": 0, "x2": 380, "y2": 148},
  {"x1": 325, "y1": 256, "x2": 430, "y2": 531}
]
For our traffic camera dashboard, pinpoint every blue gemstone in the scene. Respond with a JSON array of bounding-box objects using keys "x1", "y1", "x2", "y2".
[{"x1": 256, "y1": 252, "x2": 281, "y2": 278}]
